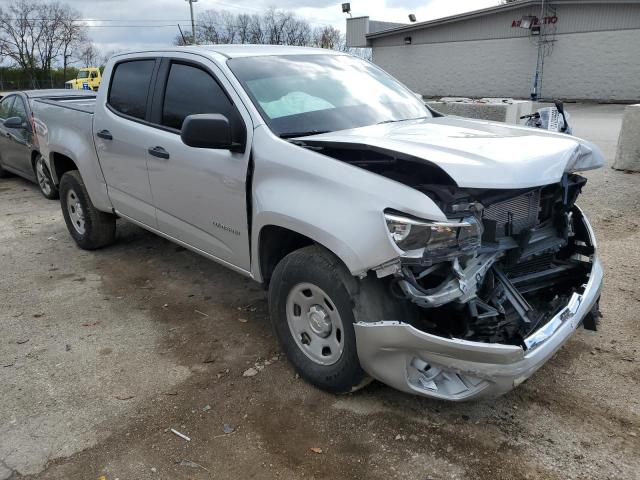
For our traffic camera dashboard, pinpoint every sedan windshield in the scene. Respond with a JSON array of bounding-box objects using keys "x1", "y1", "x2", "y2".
[{"x1": 227, "y1": 54, "x2": 430, "y2": 137}]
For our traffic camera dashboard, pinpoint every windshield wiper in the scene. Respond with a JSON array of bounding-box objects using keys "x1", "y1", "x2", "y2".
[
  {"x1": 377, "y1": 116, "x2": 430, "y2": 125},
  {"x1": 279, "y1": 130, "x2": 330, "y2": 139}
]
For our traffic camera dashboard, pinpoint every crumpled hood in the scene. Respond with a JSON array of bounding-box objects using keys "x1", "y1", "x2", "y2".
[{"x1": 295, "y1": 116, "x2": 605, "y2": 189}]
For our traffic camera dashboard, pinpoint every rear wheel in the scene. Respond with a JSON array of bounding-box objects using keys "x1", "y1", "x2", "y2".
[
  {"x1": 59, "y1": 170, "x2": 116, "y2": 249},
  {"x1": 34, "y1": 154, "x2": 59, "y2": 199},
  {"x1": 269, "y1": 245, "x2": 370, "y2": 394}
]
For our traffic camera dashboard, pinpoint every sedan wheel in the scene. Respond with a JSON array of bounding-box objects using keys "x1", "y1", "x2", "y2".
[{"x1": 34, "y1": 155, "x2": 59, "y2": 199}]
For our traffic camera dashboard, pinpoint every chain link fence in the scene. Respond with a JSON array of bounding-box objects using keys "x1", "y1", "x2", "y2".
[{"x1": 0, "y1": 67, "x2": 81, "y2": 91}]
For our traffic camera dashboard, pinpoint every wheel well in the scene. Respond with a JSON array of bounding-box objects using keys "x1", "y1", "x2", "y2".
[
  {"x1": 259, "y1": 226, "x2": 315, "y2": 285},
  {"x1": 30, "y1": 150, "x2": 39, "y2": 170},
  {"x1": 50, "y1": 153, "x2": 78, "y2": 186}
]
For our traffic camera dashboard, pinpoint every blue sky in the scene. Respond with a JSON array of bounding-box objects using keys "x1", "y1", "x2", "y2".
[{"x1": 48, "y1": 0, "x2": 502, "y2": 53}]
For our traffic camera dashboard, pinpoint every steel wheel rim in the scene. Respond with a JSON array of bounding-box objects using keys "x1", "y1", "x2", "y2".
[
  {"x1": 286, "y1": 282, "x2": 345, "y2": 366},
  {"x1": 36, "y1": 157, "x2": 51, "y2": 196},
  {"x1": 66, "y1": 189, "x2": 86, "y2": 235}
]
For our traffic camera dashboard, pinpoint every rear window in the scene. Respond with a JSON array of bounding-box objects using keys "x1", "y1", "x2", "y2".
[{"x1": 108, "y1": 60, "x2": 155, "y2": 120}]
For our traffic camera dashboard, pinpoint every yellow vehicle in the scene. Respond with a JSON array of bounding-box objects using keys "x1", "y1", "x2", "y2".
[{"x1": 65, "y1": 67, "x2": 102, "y2": 91}]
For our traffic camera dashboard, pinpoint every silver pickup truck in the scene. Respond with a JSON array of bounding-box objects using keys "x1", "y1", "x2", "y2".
[{"x1": 32, "y1": 45, "x2": 604, "y2": 401}]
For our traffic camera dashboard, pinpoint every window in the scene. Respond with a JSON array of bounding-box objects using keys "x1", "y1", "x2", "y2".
[
  {"x1": 10, "y1": 98, "x2": 27, "y2": 123},
  {"x1": 162, "y1": 63, "x2": 234, "y2": 131},
  {"x1": 228, "y1": 54, "x2": 430, "y2": 138},
  {"x1": 108, "y1": 60, "x2": 155, "y2": 120},
  {"x1": 0, "y1": 96, "x2": 15, "y2": 120}
]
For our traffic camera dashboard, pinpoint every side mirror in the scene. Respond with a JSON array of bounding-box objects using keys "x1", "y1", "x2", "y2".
[
  {"x1": 3, "y1": 116, "x2": 25, "y2": 129},
  {"x1": 181, "y1": 114, "x2": 245, "y2": 152}
]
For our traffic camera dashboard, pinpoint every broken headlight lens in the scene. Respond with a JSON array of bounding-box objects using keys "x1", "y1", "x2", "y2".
[{"x1": 385, "y1": 213, "x2": 480, "y2": 254}]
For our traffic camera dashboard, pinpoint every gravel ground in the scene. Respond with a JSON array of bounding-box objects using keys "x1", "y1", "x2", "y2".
[{"x1": 0, "y1": 103, "x2": 638, "y2": 480}]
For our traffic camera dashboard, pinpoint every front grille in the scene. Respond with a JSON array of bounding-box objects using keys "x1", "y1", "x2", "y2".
[
  {"x1": 483, "y1": 190, "x2": 541, "y2": 238},
  {"x1": 503, "y1": 252, "x2": 555, "y2": 277}
]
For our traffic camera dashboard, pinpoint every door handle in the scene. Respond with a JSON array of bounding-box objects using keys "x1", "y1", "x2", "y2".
[
  {"x1": 148, "y1": 146, "x2": 170, "y2": 159},
  {"x1": 96, "y1": 130, "x2": 113, "y2": 140}
]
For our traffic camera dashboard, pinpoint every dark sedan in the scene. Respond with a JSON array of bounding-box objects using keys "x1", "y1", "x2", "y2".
[{"x1": 0, "y1": 89, "x2": 95, "y2": 199}]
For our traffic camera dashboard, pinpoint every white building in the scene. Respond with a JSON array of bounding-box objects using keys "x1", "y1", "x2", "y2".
[{"x1": 346, "y1": 0, "x2": 640, "y2": 102}]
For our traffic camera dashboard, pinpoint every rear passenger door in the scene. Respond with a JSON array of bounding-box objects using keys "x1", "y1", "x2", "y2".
[
  {"x1": 93, "y1": 58, "x2": 159, "y2": 227},
  {"x1": 144, "y1": 57, "x2": 253, "y2": 272}
]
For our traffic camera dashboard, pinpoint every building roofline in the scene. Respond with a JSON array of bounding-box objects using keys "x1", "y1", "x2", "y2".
[{"x1": 366, "y1": 0, "x2": 640, "y2": 39}]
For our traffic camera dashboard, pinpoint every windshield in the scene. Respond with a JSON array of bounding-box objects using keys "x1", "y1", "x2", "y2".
[
  {"x1": 77, "y1": 71, "x2": 90, "y2": 79},
  {"x1": 227, "y1": 54, "x2": 430, "y2": 137}
]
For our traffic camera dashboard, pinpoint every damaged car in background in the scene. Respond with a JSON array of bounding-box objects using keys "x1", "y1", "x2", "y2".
[{"x1": 32, "y1": 46, "x2": 604, "y2": 401}]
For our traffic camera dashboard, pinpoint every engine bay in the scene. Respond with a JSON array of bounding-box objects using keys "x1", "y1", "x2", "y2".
[{"x1": 393, "y1": 174, "x2": 598, "y2": 347}]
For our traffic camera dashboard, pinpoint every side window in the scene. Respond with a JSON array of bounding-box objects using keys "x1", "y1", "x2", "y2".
[
  {"x1": 10, "y1": 98, "x2": 27, "y2": 123},
  {"x1": 108, "y1": 60, "x2": 155, "y2": 120},
  {"x1": 0, "y1": 96, "x2": 15, "y2": 120},
  {"x1": 91, "y1": 71, "x2": 97, "y2": 79},
  {"x1": 161, "y1": 63, "x2": 235, "y2": 131}
]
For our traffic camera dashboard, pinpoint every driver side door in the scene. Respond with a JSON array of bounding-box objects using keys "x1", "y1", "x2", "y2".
[
  {"x1": 145, "y1": 57, "x2": 253, "y2": 272},
  {"x1": 0, "y1": 95, "x2": 33, "y2": 176}
]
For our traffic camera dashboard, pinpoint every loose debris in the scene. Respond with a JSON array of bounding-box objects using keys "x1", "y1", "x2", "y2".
[
  {"x1": 203, "y1": 353, "x2": 216, "y2": 364},
  {"x1": 179, "y1": 459, "x2": 209, "y2": 471},
  {"x1": 242, "y1": 367, "x2": 258, "y2": 377},
  {"x1": 170, "y1": 428, "x2": 191, "y2": 442},
  {"x1": 310, "y1": 447, "x2": 323, "y2": 454},
  {"x1": 195, "y1": 310, "x2": 209, "y2": 317},
  {"x1": 243, "y1": 356, "x2": 280, "y2": 378},
  {"x1": 223, "y1": 423, "x2": 235, "y2": 434},
  {"x1": 202, "y1": 404, "x2": 212, "y2": 412},
  {"x1": 115, "y1": 395, "x2": 135, "y2": 401}
]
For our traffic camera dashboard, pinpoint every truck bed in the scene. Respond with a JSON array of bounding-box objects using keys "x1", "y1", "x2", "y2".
[{"x1": 34, "y1": 95, "x2": 96, "y2": 114}]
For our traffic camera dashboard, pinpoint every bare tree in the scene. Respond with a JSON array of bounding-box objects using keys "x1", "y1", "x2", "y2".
[
  {"x1": 0, "y1": 0, "x2": 87, "y2": 86},
  {"x1": 58, "y1": 4, "x2": 86, "y2": 80},
  {"x1": 177, "y1": 7, "x2": 346, "y2": 51},
  {"x1": 77, "y1": 42, "x2": 99, "y2": 67},
  {"x1": 313, "y1": 26, "x2": 344, "y2": 50}
]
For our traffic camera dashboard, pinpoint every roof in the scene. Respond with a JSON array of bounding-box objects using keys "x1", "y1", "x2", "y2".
[
  {"x1": 185, "y1": 44, "x2": 345, "y2": 59},
  {"x1": 367, "y1": 0, "x2": 640, "y2": 39},
  {"x1": 1, "y1": 89, "x2": 96, "y2": 99},
  {"x1": 23, "y1": 89, "x2": 96, "y2": 99}
]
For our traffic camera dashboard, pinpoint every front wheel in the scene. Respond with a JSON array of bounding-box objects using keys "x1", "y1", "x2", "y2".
[
  {"x1": 59, "y1": 170, "x2": 116, "y2": 250},
  {"x1": 269, "y1": 245, "x2": 370, "y2": 394},
  {"x1": 34, "y1": 154, "x2": 59, "y2": 199}
]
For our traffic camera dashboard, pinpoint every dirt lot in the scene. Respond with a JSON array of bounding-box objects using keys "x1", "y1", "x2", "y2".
[{"x1": 1, "y1": 103, "x2": 638, "y2": 480}]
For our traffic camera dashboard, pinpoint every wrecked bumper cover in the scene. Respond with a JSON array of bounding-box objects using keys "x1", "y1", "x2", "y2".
[{"x1": 354, "y1": 228, "x2": 603, "y2": 402}]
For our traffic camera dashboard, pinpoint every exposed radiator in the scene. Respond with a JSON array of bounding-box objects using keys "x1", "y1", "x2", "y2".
[{"x1": 483, "y1": 190, "x2": 541, "y2": 238}]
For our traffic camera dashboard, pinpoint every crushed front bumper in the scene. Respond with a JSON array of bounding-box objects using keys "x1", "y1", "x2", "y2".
[{"x1": 354, "y1": 213, "x2": 603, "y2": 401}]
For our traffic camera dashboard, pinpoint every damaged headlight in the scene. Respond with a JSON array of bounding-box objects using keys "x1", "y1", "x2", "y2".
[{"x1": 385, "y1": 212, "x2": 481, "y2": 257}]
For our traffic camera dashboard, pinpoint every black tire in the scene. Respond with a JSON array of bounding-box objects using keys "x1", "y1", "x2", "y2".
[
  {"x1": 59, "y1": 170, "x2": 116, "y2": 250},
  {"x1": 33, "y1": 154, "x2": 59, "y2": 200},
  {"x1": 269, "y1": 245, "x2": 371, "y2": 394}
]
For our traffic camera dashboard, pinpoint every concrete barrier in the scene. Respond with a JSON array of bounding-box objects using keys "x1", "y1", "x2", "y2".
[
  {"x1": 426, "y1": 98, "x2": 533, "y2": 124},
  {"x1": 613, "y1": 104, "x2": 640, "y2": 172}
]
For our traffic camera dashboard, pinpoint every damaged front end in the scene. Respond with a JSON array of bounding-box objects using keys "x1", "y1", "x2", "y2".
[{"x1": 358, "y1": 174, "x2": 603, "y2": 400}]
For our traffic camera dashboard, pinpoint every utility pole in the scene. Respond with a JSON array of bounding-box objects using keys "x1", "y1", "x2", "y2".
[
  {"x1": 531, "y1": 0, "x2": 546, "y2": 100},
  {"x1": 185, "y1": 0, "x2": 198, "y2": 44}
]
